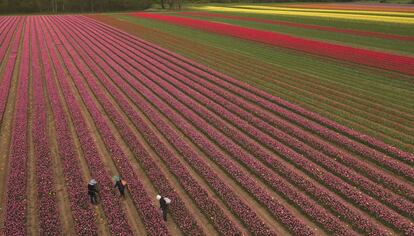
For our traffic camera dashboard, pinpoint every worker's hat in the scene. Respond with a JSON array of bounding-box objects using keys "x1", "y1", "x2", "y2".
[
  {"x1": 89, "y1": 179, "x2": 97, "y2": 185},
  {"x1": 156, "y1": 194, "x2": 162, "y2": 200}
]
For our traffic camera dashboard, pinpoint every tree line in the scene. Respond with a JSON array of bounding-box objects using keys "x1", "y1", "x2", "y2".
[{"x1": 0, "y1": 0, "x2": 152, "y2": 13}]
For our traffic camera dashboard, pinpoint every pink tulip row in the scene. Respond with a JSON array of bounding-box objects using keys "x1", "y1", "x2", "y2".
[
  {"x1": 79, "y1": 16, "x2": 414, "y2": 235},
  {"x1": 0, "y1": 17, "x2": 20, "y2": 127},
  {"x1": 129, "y1": 13, "x2": 414, "y2": 166},
  {"x1": 41, "y1": 16, "x2": 136, "y2": 235},
  {"x1": 31, "y1": 17, "x2": 62, "y2": 235},
  {"x1": 3, "y1": 17, "x2": 29, "y2": 236},
  {"x1": 178, "y1": 11, "x2": 414, "y2": 41},
  {"x1": 46, "y1": 16, "x2": 176, "y2": 236},
  {"x1": 52, "y1": 15, "x2": 228, "y2": 235},
  {"x1": 75, "y1": 16, "x2": 363, "y2": 235},
  {"x1": 68, "y1": 17, "x2": 293, "y2": 235},
  {"x1": 138, "y1": 48, "x2": 414, "y2": 220},
  {"x1": 60, "y1": 16, "x2": 252, "y2": 236},
  {"x1": 36, "y1": 17, "x2": 98, "y2": 235}
]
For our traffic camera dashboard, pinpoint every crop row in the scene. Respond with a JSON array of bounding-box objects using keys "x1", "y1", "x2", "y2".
[
  {"x1": 131, "y1": 13, "x2": 414, "y2": 76},
  {"x1": 3, "y1": 17, "x2": 29, "y2": 235},
  {"x1": 57, "y1": 15, "x2": 269, "y2": 235},
  {"x1": 73, "y1": 15, "x2": 378, "y2": 235},
  {"x1": 77, "y1": 16, "x2": 414, "y2": 234},
  {"x1": 52, "y1": 15, "x2": 242, "y2": 235},
  {"x1": 36, "y1": 16, "x2": 99, "y2": 235},
  {"x1": 178, "y1": 12, "x2": 414, "y2": 41},
  {"x1": 31, "y1": 17, "x2": 62, "y2": 235},
  {"x1": 110, "y1": 27, "x2": 414, "y2": 205},
  {"x1": 64, "y1": 15, "x2": 308, "y2": 235}
]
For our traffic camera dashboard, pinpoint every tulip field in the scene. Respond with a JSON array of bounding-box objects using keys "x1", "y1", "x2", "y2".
[{"x1": 0, "y1": 3, "x2": 414, "y2": 236}]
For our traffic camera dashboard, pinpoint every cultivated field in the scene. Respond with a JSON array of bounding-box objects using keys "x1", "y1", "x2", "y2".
[{"x1": 0, "y1": 3, "x2": 414, "y2": 236}]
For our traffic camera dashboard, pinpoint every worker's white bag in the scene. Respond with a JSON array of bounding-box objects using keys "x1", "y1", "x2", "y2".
[{"x1": 165, "y1": 198, "x2": 171, "y2": 204}]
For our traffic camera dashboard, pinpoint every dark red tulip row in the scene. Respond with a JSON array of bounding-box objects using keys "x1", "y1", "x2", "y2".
[
  {"x1": 131, "y1": 13, "x2": 414, "y2": 76},
  {"x1": 74, "y1": 16, "x2": 365, "y2": 236},
  {"x1": 31, "y1": 17, "x2": 62, "y2": 235},
  {"x1": 36, "y1": 16, "x2": 99, "y2": 235},
  {"x1": 53, "y1": 15, "x2": 240, "y2": 235},
  {"x1": 3, "y1": 17, "x2": 29, "y2": 236},
  {"x1": 80, "y1": 16, "x2": 414, "y2": 235},
  {"x1": 66, "y1": 15, "x2": 305, "y2": 236},
  {"x1": 58, "y1": 16, "x2": 255, "y2": 236},
  {"x1": 178, "y1": 11, "x2": 414, "y2": 41}
]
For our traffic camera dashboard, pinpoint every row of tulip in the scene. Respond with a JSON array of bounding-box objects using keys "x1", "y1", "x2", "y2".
[
  {"x1": 46, "y1": 16, "x2": 178, "y2": 236},
  {"x1": 76, "y1": 16, "x2": 368, "y2": 235},
  {"x1": 54, "y1": 15, "x2": 238, "y2": 235},
  {"x1": 41, "y1": 16, "x2": 136, "y2": 235},
  {"x1": 31, "y1": 17, "x2": 62, "y2": 235},
  {"x1": 36, "y1": 16, "x2": 99, "y2": 235},
  {"x1": 106, "y1": 13, "x2": 414, "y2": 167},
  {"x1": 79, "y1": 16, "x2": 412, "y2": 234},
  {"x1": 0, "y1": 17, "x2": 20, "y2": 127},
  {"x1": 131, "y1": 13, "x2": 414, "y2": 76},
  {"x1": 178, "y1": 12, "x2": 414, "y2": 41},
  {"x1": 113, "y1": 29, "x2": 414, "y2": 204},
  {"x1": 3, "y1": 17, "x2": 29, "y2": 235},
  {"x1": 68, "y1": 16, "x2": 305, "y2": 235},
  {"x1": 142, "y1": 51, "x2": 414, "y2": 220},
  {"x1": 56, "y1": 15, "x2": 254, "y2": 235}
]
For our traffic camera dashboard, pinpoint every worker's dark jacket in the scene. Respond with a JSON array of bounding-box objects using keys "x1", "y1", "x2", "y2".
[
  {"x1": 114, "y1": 181, "x2": 125, "y2": 192},
  {"x1": 160, "y1": 197, "x2": 168, "y2": 211},
  {"x1": 88, "y1": 184, "x2": 98, "y2": 196}
]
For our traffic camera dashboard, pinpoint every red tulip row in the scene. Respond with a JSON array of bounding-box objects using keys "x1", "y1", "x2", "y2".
[
  {"x1": 75, "y1": 16, "x2": 363, "y2": 236},
  {"x1": 136, "y1": 47, "x2": 414, "y2": 220},
  {"x1": 31, "y1": 17, "x2": 62, "y2": 235},
  {"x1": 54, "y1": 15, "x2": 239, "y2": 235},
  {"x1": 36, "y1": 16, "x2": 98, "y2": 235},
  {"x1": 131, "y1": 13, "x2": 414, "y2": 76},
  {"x1": 46, "y1": 16, "x2": 177, "y2": 236},
  {"x1": 67, "y1": 16, "x2": 300, "y2": 235},
  {"x1": 78, "y1": 16, "x2": 414, "y2": 235},
  {"x1": 3, "y1": 17, "x2": 29, "y2": 236},
  {"x1": 178, "y1": 11, "x2": 414, "y2": 41}
]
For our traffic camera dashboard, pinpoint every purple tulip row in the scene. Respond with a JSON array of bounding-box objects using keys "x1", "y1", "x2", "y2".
[
  {"x1": 74, "y1": 16, "x2": 361, "y2": 235},
  {"x1": 135, "y1": 46, "x2": 414, "y2": 220},
  {"x1": 3, "y1": 17, "x2": 29, "y2": 236},
  {"x1": 58, "y1": 15, "x2": 248, "y2": 235},
  {"x1": 68, "y1": 18, "x2": 288, "y2": 235},
  {"x1": 47, "y1": 16, "x2": 175, "y2": 236},
  {"x1": 36, "y1": 17, "x2": 98, "y2": 235},
  {"x1": 77, "y1": 16, "x2": 414, "y2": 234},
  {"x1": 41, "y1": 16, "x2": 136, "y2": 235},
  {"x1": 31, "y1": 17, "x2": 62, "y2": 235}
]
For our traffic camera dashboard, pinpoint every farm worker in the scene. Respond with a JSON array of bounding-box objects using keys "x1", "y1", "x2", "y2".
[
  {"x1": 156, "y1": 194, "x2": 171, "y2": 222},
  {"x1": 88, "y1": 179, "x2": 99, "y2": 204},
  {"x1": 113, "y1": 176, "x2": 127, "y2": 198}
]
